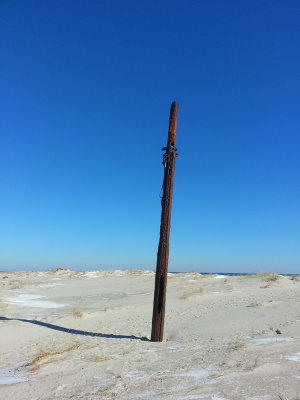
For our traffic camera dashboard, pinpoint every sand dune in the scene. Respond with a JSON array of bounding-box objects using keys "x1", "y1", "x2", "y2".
[{"x1": 0, "y1": 269, "x2": 300, "y2": 399}]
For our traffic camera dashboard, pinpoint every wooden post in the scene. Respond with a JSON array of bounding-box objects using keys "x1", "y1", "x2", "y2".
[{"x1": 151, "y1": 101, "x2": 179, "y2": 342}]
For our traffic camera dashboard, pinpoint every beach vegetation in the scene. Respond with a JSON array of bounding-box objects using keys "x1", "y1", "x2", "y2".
[
  {"x1": 247, "y1": 302, "x2": 263, "y2": 307},
  {"x1": 228, "y1": 337, "x2": 245, "y2": 352},
  {"x1": 47, "y1": 267, "x2": 74, "y2": 274},
  {"x1": 238, "y1": 272, "x2": 279, "y2": 281},
  {"x1": 290, "y1": 275, "x2": 300, "y2": 281},
  {"x1": 72, "y1": 309, "x2": 83, "y2": 318},
  {"x1": 180, "y1": 287, "x2": 203, "y2": 299},
  {"x1": 9, "y1": 280, "x2": 22, "y2": 289},
  {"x1": 261, "y1": 282, "x2": 273, "y2": 289},
  {"x1": 127, "y1": 269, "x2": 145, "y2": 275},
  {"x1": 257, "y1": 272, "x2": 279, "y2": 282},
  {"x1": 91, "y1": 354, "x2": 110, "y2": 362},
  {"x1": 27, "y1": 343, "x2": 80, "y2": 371}
]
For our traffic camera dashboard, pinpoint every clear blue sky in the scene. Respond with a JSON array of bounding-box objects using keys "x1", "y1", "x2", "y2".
[{"x1": 1, "y1": 0, "x2": 299, "y2": 273}]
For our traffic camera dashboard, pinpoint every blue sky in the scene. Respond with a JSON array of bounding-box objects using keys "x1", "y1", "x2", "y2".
[{"x1": 1, "y1": 0, "x2": 299, "y2": 272}]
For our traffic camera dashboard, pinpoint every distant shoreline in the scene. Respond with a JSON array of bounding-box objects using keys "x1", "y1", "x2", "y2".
[{"x1": 0, "y1": 268, "x2": 298, "y2": 276}]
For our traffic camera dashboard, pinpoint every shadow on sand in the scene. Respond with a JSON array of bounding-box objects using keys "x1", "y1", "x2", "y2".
[{"x1": 0, "y1": 316, "x2": 149, "y2": 341}]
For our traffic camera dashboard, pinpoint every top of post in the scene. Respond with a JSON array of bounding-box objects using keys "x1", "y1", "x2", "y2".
[{"x1": 167, "y1": 101, "x2": 179, "y2": 147}]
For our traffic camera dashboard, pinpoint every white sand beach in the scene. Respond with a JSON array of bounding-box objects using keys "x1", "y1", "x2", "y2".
[{"x1": 1, "y1": 269, "x2": 300, "y2": 399}]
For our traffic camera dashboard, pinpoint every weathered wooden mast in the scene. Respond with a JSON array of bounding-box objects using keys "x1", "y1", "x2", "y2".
[{"x1": 151, "y1": 101, "x2": 179, "y2": 342}]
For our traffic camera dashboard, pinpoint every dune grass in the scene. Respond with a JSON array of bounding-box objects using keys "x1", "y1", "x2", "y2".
[
  {"x1": 239, "y1": 272, "x2": 279, "y2": 281},
  {"x1": 247, "y1": 302, "x2": 263, "y2": 308},
  {"x1": 72, "y1": 309, "x2": 83, "y2": 318},
  {"x1": 257, "y1": 272, "x2": 279, "y2": 282},
  {"x1": 46, "y1": 267, "x2": 74, "y2": 274},
  {"x1": 127, "y1": 269, "x2": 147, "y2": 275},
  {"x1": 290, "y1": 275, "x2": 300, "y2": 281},
  {"x1": 228, "y1": 337, "x2": 245, "y2": 352},
  {"x1": 91, "y1": 354, "x2": 110, "y2": 362},
  {"x1": 27, "y1": 343, "x2": 80, "y2": 371},
  {"x1": 180, "y1": 287, "x2": 203, "y2": 299}
]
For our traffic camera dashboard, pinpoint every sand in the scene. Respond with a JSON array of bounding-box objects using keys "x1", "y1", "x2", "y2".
[{"x1": 0, "y1": 269, "x2": 300, "y2": 399}]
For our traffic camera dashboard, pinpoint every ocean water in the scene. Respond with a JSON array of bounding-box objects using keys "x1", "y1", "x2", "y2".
[{"x1": 170, "y1": 271, "x2": 297, "y2": 276}]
